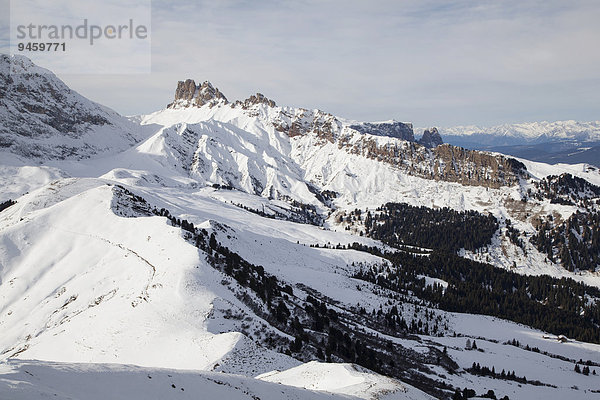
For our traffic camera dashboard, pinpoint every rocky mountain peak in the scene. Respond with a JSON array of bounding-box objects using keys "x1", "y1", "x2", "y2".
[
  {"x1": 170, "y1": 79, "x2": 228, "y2": 108},
  {"x1": 418, "y1": 127, "x2": 444, "y2": 148}
]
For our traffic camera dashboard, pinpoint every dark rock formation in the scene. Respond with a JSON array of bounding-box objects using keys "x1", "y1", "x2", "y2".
[
  {"x1": 174, "y1": 79, "x2": 196, "y2": 102},
  {"x1": 418, "y1": 127, "x2": 443, "y2": 148},
  {"x1": 349, "y1": 121, "x2": 415, "y2": 142},
  {"x1": 431, "y1": 144, "x2": 527, "y2": 187}
]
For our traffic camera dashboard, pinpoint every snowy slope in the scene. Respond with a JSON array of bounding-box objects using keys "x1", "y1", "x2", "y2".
[
  {"x1": 0, "y1": 359, "x2": 338, "y2": 400},
  {"x1": 0, "y1": 176, "x2": 441, "y2": 399},
  {"x1": 0, "y1": 180, "x2": 298, "y2": 375},
  {"x1": 3, "y1": 173, "x2": 598, "y2": 400}
]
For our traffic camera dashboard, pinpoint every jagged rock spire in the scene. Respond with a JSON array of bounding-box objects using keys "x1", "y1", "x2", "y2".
[{"x1": 169, "y1": 79, "x2": 228, "y2": 108}]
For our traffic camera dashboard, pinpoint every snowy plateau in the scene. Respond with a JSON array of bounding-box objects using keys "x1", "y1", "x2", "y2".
[{"x1": 1, "y1": 54, "x2": 599, "y2": 400}]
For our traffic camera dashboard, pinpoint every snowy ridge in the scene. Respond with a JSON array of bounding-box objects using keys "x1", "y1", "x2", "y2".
[
  {"x1": 0, "y1": 176, "x2": 435, "y2": 399},
  {"x1": 0, "y1": 181, "x2": 303, "y2": 376}
]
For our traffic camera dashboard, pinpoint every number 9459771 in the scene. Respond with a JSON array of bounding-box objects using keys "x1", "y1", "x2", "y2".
[{"x1": 17, "y1": 42, "x2": 66, "y2": 51}]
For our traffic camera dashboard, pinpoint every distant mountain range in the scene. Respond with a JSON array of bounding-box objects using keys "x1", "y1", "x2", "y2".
[{"x1": 437, "y1": 121, "x2": 600, "y2": 167}]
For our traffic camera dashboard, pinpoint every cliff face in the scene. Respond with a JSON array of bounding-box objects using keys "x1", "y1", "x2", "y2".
[
  {"x1": 337, "y1": 137, "x2": 527, "y2": 188},
  {"x1": 431, "y1": 144, "x2": 527, "y2": 187},
  {"x1": 0, "y1": 55, "x2": 141, "y2": 160},
  {"x1": 0, "y1": 55, "x2": 109, "y2": 140}
]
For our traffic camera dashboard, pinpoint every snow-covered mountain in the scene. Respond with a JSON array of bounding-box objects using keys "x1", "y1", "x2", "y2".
[
  {"x1": 0, "y1": 55, "x2": 147, "y2": 160},
  {"x1": 1, "y1": 56, "x2": 600, "y2": 400}
]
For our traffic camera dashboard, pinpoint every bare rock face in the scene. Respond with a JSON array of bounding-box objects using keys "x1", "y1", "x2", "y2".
[
  {"x1": 418, "y1": 127, "x2": 444, "y2": 148},
  {"x1": 349, "y1": 121, "x2": 415, "y2": 142},
  {"x1": 174, "y1": 79, "x2": 196, "y2": 102},
  {"x1": 335, "y1": 134, "x2": 527, "y2": 188},
  {"x1": 431, "y1": 144, "x2": 527, "y2": 187},
  {"x1": 169, "y1": 80, "x2": 228, "y2": 108},
  {"x1": 0, "y1": 55, "x2": 110, "y2": 139}
]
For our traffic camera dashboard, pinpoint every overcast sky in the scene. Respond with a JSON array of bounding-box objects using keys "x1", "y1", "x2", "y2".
[{"x1": 2, "y1": 0, "x2": 600, "y2": 127}]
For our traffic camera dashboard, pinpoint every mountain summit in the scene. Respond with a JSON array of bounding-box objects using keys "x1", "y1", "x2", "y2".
[{"x1": 169, "y1": 79, "x2": 229, "y2": 108}]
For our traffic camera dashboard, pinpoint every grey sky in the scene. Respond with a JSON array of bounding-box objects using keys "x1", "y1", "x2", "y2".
[{"x1": 2, "y1": 0, "x2": 599, "y2": 127}]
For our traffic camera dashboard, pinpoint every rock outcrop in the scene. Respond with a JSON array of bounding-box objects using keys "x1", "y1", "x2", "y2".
[
  {"x1": 173, "y1": 79, "x2": 197, "y2": 102},
  {"x1": 418, "y1": 127, "x2": 443, "y2": 148},
  {"x1": 337, "y1": 137, "x2": 527, "y2": 188},
  {"x1": 169, "y1": 80, "x2": 228, "y2": 108},
  {"x1": 236, "y1": 93, "x2": 277, "y2": 109}
]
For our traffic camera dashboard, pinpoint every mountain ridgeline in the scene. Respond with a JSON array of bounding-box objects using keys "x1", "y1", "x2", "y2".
[{"x1": 167, "y1": 79, "x2": 528, "y2": 189}]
